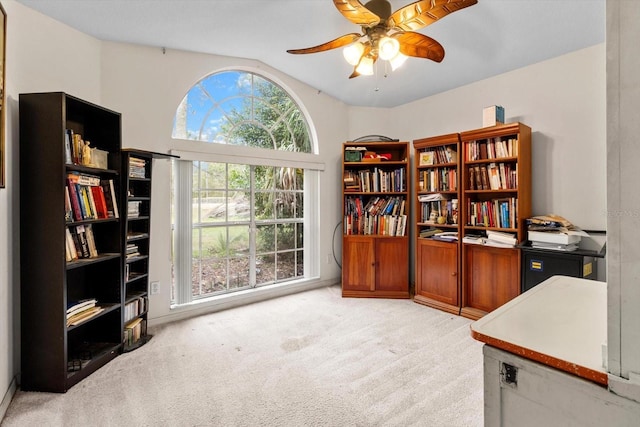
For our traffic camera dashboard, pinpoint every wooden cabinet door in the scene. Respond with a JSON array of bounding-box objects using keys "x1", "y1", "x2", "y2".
[
  {"x1": 415, "y1": 239, "x2": 459, "y2": 307},
  {"x1": 463, "y1": 245, "x2": 520, "y2": 316},
  {"x1": 375, "y1": 237, "x2": 409, "y2": 292},
  {"x1": 342, "y1": 236, "x2": 375, "y2": 291}
]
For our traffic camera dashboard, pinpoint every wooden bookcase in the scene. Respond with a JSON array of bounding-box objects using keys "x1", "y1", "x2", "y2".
[
  {"x1": 412, "y1": 134, "x2": 462, "y2": 314},
  {"x1": 19, "y1": 92, "x2": 123, "y2": 392},
  {"x1": 341, "y1": 141, "x2": 410, "y2": 298},
  {"x1": 120, "y1": 149, "x2": 174, "y2": 351},
  {"x1": 459, "y1": 122, "x2": 532, "y2": 319}
]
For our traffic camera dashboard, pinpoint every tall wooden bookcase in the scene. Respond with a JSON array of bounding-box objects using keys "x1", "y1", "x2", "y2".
[
  {"x1": 459, "y1": 122, "x2": 532, "y2": 319},
  {"x1": 342, "y1": 141, "x2": 410, "y2": 298},
  {"x1": 120, "y1": 149, "x2": 174, "y2": 351},
  {"x1": 19, "y1": 92, "x2": 123, "y2": 392},
  {"x1": 413, "y1": 134, "x2": 462, "y2": 314}
]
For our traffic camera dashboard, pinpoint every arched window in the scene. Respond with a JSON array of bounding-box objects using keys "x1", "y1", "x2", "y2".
[
  {"x1": 172, "y1": 71, "x2": 312, "y2": 153},
  {"x1": 171, "y1": 71, "x2": 320, "y2": 305}
]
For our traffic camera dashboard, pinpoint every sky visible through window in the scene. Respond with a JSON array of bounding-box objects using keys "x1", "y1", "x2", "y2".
[{"x1": 172, "y1": 70, "x2": 312, "y2": 153}]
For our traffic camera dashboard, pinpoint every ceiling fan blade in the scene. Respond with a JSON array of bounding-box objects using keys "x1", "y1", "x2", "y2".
[
  {"x1": 395, "y1": 32, "x2": 445, "y2": 62},
  {"x1": 287, "y1": 33, "x2": 362, "y2": 55},
  {"x1": 333, "y1": 0, "x2": 381, "y2": 26},
  {"x1": 388, "y1": 0, "x2": 478, "y2": 32}
]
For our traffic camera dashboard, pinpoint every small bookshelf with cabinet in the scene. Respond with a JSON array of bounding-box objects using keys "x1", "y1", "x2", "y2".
[
  {"x1": 120, "y1": 149, "x2": 175, "y2": 351},
  {"x1": 341, "y1": 141, "x2": 410, "y2": 298},
  {"x1": 459, "y1": 122, "x2": 532, "y2": 319},
  {"x1": 20, "y1": 92, "x2": 123, "y2": 392},
  {"x1": 413, "y1": 134, "x2": 462, "y2": 314}
]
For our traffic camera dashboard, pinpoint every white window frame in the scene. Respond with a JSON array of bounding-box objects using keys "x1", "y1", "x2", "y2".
[{"x1": 171, "y1": 145, "x2": 323, "y2": 306}]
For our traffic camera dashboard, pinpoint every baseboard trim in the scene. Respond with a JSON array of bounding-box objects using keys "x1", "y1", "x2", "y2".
[
  {"x1": 150, "y1": 277, "x2": 340, "y2": 327},
  {"x1": 0, "y1": 376, "x2": 17, "y2": 422}
]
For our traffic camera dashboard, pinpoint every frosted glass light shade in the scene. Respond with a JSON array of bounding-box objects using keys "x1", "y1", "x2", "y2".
[
  {"x1": 355, "y1": 56, "x2": 374, "y2": 75},
  {"x1": 343, "y1": 42, "x2": 365, "y2": 66},
  {"x1": 378, "y1": 37, "x2": 400, "y2": 61},
  {"x1": 389, "y1": 52, "x2": 408, "y2": 70}
]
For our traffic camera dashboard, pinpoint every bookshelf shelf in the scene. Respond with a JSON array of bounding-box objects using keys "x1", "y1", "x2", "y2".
[
  {"x1": 20, "y1": 92, "x2": 124, "y2": 392},
  {"x1": 341, "y1": 141, "x2": 410, "y2": 299}
]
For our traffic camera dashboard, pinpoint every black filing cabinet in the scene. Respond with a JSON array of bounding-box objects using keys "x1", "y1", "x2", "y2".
[{"x1": 521, "y1": 246, "x2": 603, "y2": 292}]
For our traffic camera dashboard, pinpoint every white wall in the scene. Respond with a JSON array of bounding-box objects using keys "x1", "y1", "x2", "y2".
[
  {"x1": 1, "y1": 0, "x2": 103, "y2": 416},
  {"x1": 386, "y1": 44, "x2": 606, "y2": 231}
]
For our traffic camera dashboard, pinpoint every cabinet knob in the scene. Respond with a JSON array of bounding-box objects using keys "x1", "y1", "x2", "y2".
[{"x1": 451, "y1": 272, "x2": 457, "y2": 276}]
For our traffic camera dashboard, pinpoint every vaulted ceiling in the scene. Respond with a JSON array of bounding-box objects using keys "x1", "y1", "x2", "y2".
[{"x1": 16, "y1": 0, "x2": 605, "y2": 108}]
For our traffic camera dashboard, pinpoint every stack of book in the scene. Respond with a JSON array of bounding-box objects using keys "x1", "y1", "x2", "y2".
[
  {"x1": 526, "y1": 214, "x2": 581, "y2": 251},
  {"x1": 485, "y1": 230, "x2": 517, "y2": 247},
  {"x1": 126, "y1": 243, "x2": 141, "y2": 259},
  {"x1": 66, "y1": 299, "x2": 103, "y2": 327},
  {"x1": 128, "y1": 156, "x2": 146, "y2": 178},
  {"x1": 128, "y1": 201, "x2": 141, "y2": 218}
]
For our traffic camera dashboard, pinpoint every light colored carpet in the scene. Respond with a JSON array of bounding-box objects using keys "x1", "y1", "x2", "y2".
[{"x1": 2, "y1": 285, "x2": 484, "y2": 427}]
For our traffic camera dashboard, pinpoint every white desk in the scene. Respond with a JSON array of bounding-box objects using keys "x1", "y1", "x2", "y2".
[{"x1": 470, "y1": 275, "x2": 607, "y2": 385}]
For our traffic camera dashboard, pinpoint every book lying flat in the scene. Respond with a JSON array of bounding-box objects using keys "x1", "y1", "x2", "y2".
[{"x1": 530, "y1": 241, "x2": 579, "y2": 251}]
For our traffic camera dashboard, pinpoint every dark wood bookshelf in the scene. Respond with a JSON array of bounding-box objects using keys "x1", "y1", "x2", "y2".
[
  {"x1": 19, "y1": 92, "x2": 123, "y2": 392},
  {"x1": 119, "y1": 149, "x2": 176, "y2": 352}
]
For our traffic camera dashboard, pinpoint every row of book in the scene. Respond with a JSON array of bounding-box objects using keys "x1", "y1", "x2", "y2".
[
  {"x1": 65, "y1": 129, "x2": 93, "y2": 167},
  {"x1": 344, "y1": 213, "x2": 407, "y2": 236},
  {"x1": 466, "y1": 137, "x2": 519, "y2": 161},
  {"x1": 467, "y1": 162, "x2": 517, "y2": 191},
  {"x1": 124, "y1": 318, "x2": 146, "y2": 346},
  {"x1": 418, "y1": 167, "x2": 457, "y2": 192},
  {"x1": 418, "y1": 146, "x2": 458, "y2": 166},
  {"x1": 345, "y1": 195, "x2": 406, "y2": 218},
  {"x1": 65, "y1": 224, "x2": 98, "y2": 261},
  {"x1": 66, "y1": 298, "x2": 104, "y2": 327},
  {"x1": 128, "y1": 156, "x2": 147, "y2": 178},
  {"x1": 466, "y1": 197, "x2": 517, "y2": 229},
  {"x1": 65, "y1": 172, "x2": 119, "y2": 221},
  {"x1": 124, "y1": 296, "x2": 148, "y2": 323},
  {"x1": 343, "y1": 167, "x2": 405, "y2": 193}
]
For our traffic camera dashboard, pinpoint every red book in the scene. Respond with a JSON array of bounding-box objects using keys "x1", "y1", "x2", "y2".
[{"x1": 91, "y1": 186, "x2": 109, "y2": 219}]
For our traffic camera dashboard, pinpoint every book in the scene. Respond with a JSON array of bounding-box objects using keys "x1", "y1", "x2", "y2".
[
  {"x1": 419, "y1": 228, "x2": 443, "y2": 238},
  {"x1": 66, "y1": 181, "x2": 83, "y2": 221},
  {"x1": 100, "y1": 179, "x2": 120, "y2": 218},
  {"x1": 64, "y1": 129, "x2": 73, "y2": 164},
  {"x1": 486, "y1": 230, "x2": 517, "y2": 245},
  {"x1": 90, "y1": 186, "x2": 109, "y2": 219},
  {"x1": 530, "y1": 241, "x2": 579, "y2": 251},
  {"x1": 67, "y1": 298, "x2": 97, "y2": 317},
  {"x1": 67, "y1": 306, "x2": 104, "y2": 327}
]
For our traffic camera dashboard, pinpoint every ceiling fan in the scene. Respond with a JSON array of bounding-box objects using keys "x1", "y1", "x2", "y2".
[{"x1": 287, "y1": 0, "x2": 478, "y2": 78}]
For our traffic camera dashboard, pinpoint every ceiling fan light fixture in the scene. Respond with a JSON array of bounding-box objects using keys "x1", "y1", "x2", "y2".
[
  {"x1": 356, "y1": 55, "x2": 375, "y2": 76},
  {"x1": 378, "y1": 36, "x2": 399, "y2": 61},
  {"x1": 343, "y1": 42, "x2": 365, "y2": 66},
  {"x1": 389, "y1": 52, "x2": 408, "y2": 71}
]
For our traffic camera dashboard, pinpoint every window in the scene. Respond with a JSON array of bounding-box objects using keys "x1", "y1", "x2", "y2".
[{"x1": 171, "y1": 70, "x2": 319, "y2": 305}]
